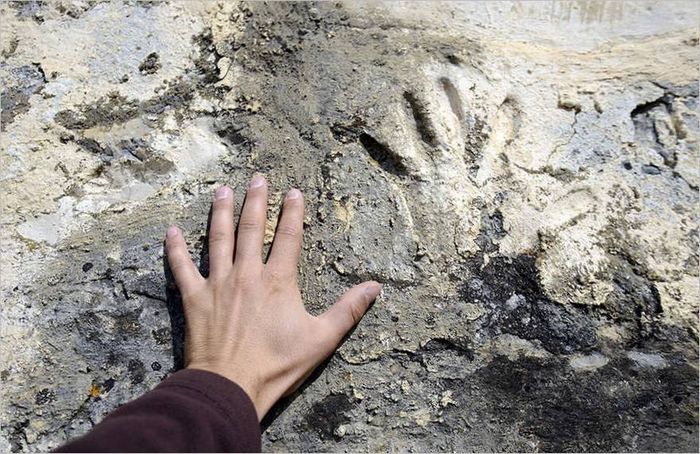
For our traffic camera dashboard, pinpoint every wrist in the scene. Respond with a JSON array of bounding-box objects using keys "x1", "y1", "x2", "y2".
[{"x1": 186, "y1": 364, "x2": 266, "y2": 419}]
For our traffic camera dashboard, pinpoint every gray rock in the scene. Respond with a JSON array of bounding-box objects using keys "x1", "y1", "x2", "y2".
[{"x1": 1, "y1": 1, "x2": 698, "y2": 452}]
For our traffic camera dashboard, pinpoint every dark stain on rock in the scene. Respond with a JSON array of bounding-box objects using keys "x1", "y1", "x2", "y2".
[
  {"x1": 75, "y1": 138, "x2": 113, "y2": 157},
  {"x1": 478, "y1": 355, "x2": 625, "y2": 451},
  {"x1": 463, "y1": 254, "x2": 597, "y2": 354},
  {"x1": 631, "y1": 86, "x2": 698, "y2": 169},
  {"x1": 139, "y1": 52, "x2": 162, "y2": 75},
  {"x1": 192, "y1": 29, "x2": 223, "y2": 85},
  {"x1": 51, "y1": 27, "x2": 222, "y2": 134},
  {"x1": 444, "y1": 53, "x2": 463, "y2": 66},
  {"x1": 329, "y1": 117, "x2": 366, "y2": 144},
  {"x1": 8, "y1": 419, "x2": 29, "y2": 453},
  {"x1": 136, "y1": 0, "x2": 165, "y2": 8},
  {"x1": 34, "y1": 388, "x2": 55, "y2": 405},
  {"x1": 302, "y1": 393, "x2": 354, "y2": 440},
  {"x1": 419, "y1": 337, "x2": 474, "y2": 360},
  {"x1": 118, "y1": 138, "x2": 150, "y2": 161},
  {"x1": 142, "y1": 80, "x2": 195, "y2": 116},
  {"x1": 215, "y1": 116, "x2": 251, "y2": 147},
  {"x1": 474, "y1": 209, "x2": 505, "y2": 253},
  {"x1": 470, "y1": 354, "x2": 699, "y2": 452},
  {"x1": 126, "y1": 271, "x2": 167, "y2": 302},
  {"x1": 1, "y1": 63, "x2": 47, "y2": 130},
  {"x1": 102, "y1": 378, "x2": 116, "y2": 393},
  {"x1": 596, "y1": 249, "x2": 664, "y2": 345},
  {"x1": 151, "y1": 327, "x2": 170, "y2": 345},
  {"x1": 54, "y1": 92, "x2": 139, "y2": 130},
  {"x1": 55, "y1": 1, "x2": 97, "y2": 19},
  {"x1": 463, "y1": 114, "x2": 490, "y2": 179},
  {"x1": 54, "y1": 79, "x2": 197, "y2": 132},
  {"x1": 114, "y1": 311, "x2": 142, "y2": 337},
  {"x1": 127, "y1": 359, "x2": 146, "y2": 385},
  {"x1": 9, "y1": 0, "x2": 46, "y2": 23},
  {"x1": 76, "y1": 311, "x2": 104, "y2": 343}
]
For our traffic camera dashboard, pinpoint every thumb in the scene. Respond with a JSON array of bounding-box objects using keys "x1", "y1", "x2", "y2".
[{"x1": 319, "y1": 281, "x2": 382, "y2": 345}]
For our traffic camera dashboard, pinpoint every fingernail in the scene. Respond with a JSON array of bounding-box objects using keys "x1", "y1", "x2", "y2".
[
  {"x1": 365, "y1": 282, "x2": 383, "y2": 299},
  {"x1": 286, "y1": 188, "x2": 302, "y2": 200},
  {"x1": 214, "y1": 186, "x2": 231, "y2": 200},
  {"x1": 166, "y1": 225, "x2": 178, "y2": 238},
  {"x1": 249, "y1": 175, "x2": 266, "y2": 189}
]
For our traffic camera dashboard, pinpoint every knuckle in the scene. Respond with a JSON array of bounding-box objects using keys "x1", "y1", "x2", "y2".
[
  {"x1": 348, "y1": 302, "x2": 364, "y2": 325},
  {"x1": 169, "y1": 258, "x2": 186, "y2": 271},
  {"x1": 275, "y1": 223, "x2": 299, "y2": 238},
  {"x1": 238, "y1": 219, "x2": 262, "y2": 233},
  {"x1": 265, "y1": 267, "x2": 293, "y2": 285},
  {"x1": 165, "y1": 246, "x2": 179, "y2": 259},
  {"x1": 166, "y1": 238, "x2": 183, "y2": 252},
  {"x1": 181, "y1": 284, "x2": 208, "y2": 305},
  {"x1": 208, "y1": 229, "x2": 229, "y2": 244},
  {"x1": 233, "y1": 266, "x2": 263, "y2": 287},
  {"x1": 170, "y1": 262, "x2": 193, "y2": 279},
  {"x1": 167, "y1": 251, "x2": 187, "y2": 267},
  {"x1": 179, "y1": 286, "x2": 201, "y2": 307},
  {"x1": 213, "y1": 197, "x2": 232, "y2": 208},
  {"x1": 265, "y1": 267, "x2": 283, "y2": 282}
]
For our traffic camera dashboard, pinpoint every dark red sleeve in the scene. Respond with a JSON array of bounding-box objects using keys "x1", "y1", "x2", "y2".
[{"x1": 56, "y1": 369, "x2": 261, "y2": 453}]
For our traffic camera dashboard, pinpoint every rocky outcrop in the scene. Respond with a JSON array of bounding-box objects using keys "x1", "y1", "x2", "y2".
[{"x1": 1, "y1": 1, "x2": 698, "y2": 451}]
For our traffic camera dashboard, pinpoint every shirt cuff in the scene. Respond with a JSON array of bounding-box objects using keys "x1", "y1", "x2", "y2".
[{"x1": 158, "y1": 368, "x2": 261, "y2": 450}]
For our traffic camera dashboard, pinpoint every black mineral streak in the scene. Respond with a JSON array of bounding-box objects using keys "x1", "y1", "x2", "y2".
[{"x1": 138, "y1": 52, "x2": 162, "y2": 75}]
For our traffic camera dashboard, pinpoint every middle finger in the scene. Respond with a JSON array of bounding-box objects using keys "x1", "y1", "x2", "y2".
[{"x1": 234, "y1": 175, "x2": 268, "y2": 265}]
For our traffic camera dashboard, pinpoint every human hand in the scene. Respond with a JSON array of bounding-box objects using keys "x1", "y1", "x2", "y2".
[{"x1": 164, "y1": 175, "x2": 382, "y2": 420}]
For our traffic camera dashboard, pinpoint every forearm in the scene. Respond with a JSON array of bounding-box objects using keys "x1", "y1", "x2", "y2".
[{"x1": 56, "y1": 369, "x2": 260, "y2": 453}]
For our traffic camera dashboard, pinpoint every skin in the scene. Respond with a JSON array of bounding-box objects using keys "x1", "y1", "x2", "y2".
[{"x1": 164, "y1": 175, "x2": 382, "y2": 420}]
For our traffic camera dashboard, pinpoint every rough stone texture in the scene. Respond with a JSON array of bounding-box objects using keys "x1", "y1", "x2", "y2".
[{"x1": 1, "y1": 1, "x2": 698, "y2": 452}]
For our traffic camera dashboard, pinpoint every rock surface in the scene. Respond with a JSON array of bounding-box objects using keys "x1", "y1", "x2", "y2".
[{"x1": 1, "y1": 1, "x2": 698, "y2": 452}]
